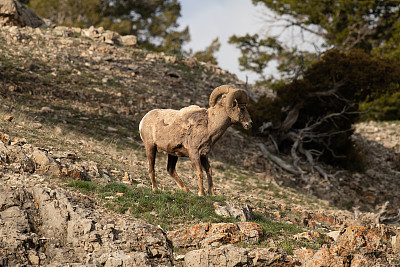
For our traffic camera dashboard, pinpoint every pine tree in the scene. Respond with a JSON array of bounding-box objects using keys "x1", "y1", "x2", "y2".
[
  {"x1": 193, "y1": 38, "x2": 221, "y2": 65},
  {"x1": 229, "y1": 0, "x2": 400, "y2": 83}
]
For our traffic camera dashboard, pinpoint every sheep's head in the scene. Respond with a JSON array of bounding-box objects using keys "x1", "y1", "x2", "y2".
[{"x1": 209, "y1": 85, "x2": 252, "y2": 130}]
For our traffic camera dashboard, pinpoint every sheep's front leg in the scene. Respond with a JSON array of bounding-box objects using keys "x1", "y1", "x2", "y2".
[
  {"x1": 189, "y1": 152, "x2": 205, "y2": 196},
  {"x1": 201, "y1": 156, "x2": 215, "y2": 195}
]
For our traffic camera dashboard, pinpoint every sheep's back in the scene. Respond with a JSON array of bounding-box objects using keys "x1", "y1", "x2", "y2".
[{"x1": 139, "y1": 106, "x2": 207, "y2": 145}]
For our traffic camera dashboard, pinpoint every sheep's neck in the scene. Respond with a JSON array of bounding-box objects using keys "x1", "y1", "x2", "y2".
[{"x1": 207, "y1": 107, "x2": 232, "y2": 145}]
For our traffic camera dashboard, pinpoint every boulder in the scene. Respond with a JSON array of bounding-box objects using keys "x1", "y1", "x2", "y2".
[
  {"x1": 184, "y1": 245, "x2": 288, "y2": 267},
  {"x1": 102, "y1": 30, "x2": 120, "y2": 44},
  {"x1": 392, "y1": 230, "x2": 400, "y2": 253},
  {"x1": 184, "y1": 57, "x2": 199, "y2": 68},
  {"x1": 350, "y1": 254, "x2": 374, "y2": 267},
  {"x1": 7, "y1": 145, "x2": 35, "y2": 173},
  {"x1": 0, "y1": 184, "x2": 173, "y2": 266},
  {"x1": 120, "y1": 35, "x2": 137, "y2": 47},
  {"x1": 31, "y1": 149, "x2": 60, "y2": 176},
  {"x1": 332, "y1": 226, "x2": 381, "y2": 256},
  {"x1": 294, "y1": 226, "x2": 386, "y2": 267},
  {"x1": 80, "y1": 25, "x2": 137, "y2": 47},
  {"x1": 0, "y1": 0, "x2": 45, "y2": 27},
  {"x1": 248, "y1": 247, "x2": 287, "y2": 266},
  {"x1": 214, "y1": 200, "x2": 254, "y2": 221},
  {"x1": 167, "y1": 222, "x2": 263, "y2": 249},
  {"x1": 184, "y1": 244, "x2": 249, "y2": 267}
]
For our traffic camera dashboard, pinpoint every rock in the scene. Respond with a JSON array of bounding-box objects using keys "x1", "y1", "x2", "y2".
[
  {"x1": 107, "y1": 126, "x2": 118, "y2": 132},
  {"x1": 294, "y1": 231, "x2": 315, "y2": 241},
  {"x1": 237, "y1": 222, "x2": 263, "y2": 244},
  {"x1": 80, "y1": 25, "x2": 137, "y2": 46},
  {"x1": 184, "y1": 244, "x2": 249, "y2": 267},
  {"x1": 304, "y1": 247, "x2": 344, "y2": 267},
  {"x1": 40, "y1": 107, "x2": 54, "y2": 113},
  {"x1": 145, "y1": 53, "x2": 166, "y2": 61},
  {"x1": 7, "y1": 145, "x2": 35, "y2": 173},
  {"x1": 120, "y1": 35, "x2": 137, "y2": 47},
  {"x1": 0, "y1": 0, "x2": 45, "y2": 27},
  {"x1": 392, "y1": 230, "x2": 400, "y2": 253},
  {"x1": 184, "y1": 57, "x2": 198, "y2": 68},
  {"x1": 214, "y1": 202, "x2": 231, "y2": 217},
  {"x1": 121, "y1": 171, "x2": 132, "y2": 184},
  {"x1": 0, "y1": 184, "x2": 173, "y2": 265},
  {"x1": 53, "y1": 26, "x2": 78, "y2": 37},
  {"x1": 0, "y1": 133, "x2": 10, "y2": 145},
  {"x1": 167, "y1": 222, "x2": 262, "y2": 249},
  {"x1": 1, "y1": 114, "x2": 13, "y2": 121},
  {"x1": 28, "y1": 250, "x2": 40, "y2": 265},
  {"x1": 100, "y1": 251, "x2": 150, "y2": 267},
  {"x1": 0, "y1": 140, "x2": 9, "y2": 163},
  {"x1": 294, "y1": 248, "x2": 315, "y2": 265},
  {"x1": 82, "y1": 25, "x2": 99, "y2": 39},
  {"x1": 350, "y1": 254, "x2": 374, "y2": 267},
  {"x1": 327, "y1": 230, "x2": 341, "y2": 241},
  {"x1": 31, "y1": 149, "x2": 60, "y2": 176},
  {"x1": 102, "y1": 30, "x2": 120, "y2": 44},
  {"x1": 164, "y1": 55, "x2": 177, "y2": 64},
  {"x1": 333, "y1": 226, "x2": 381, "y2": 256},
  {"x1": 248, "y1": 247, "x2": 287, "y2": 266},
  {"x1": 60, "y1": 166, "x2": 88, "y2": 180},
  {"x1": 214, "y1": 200, "x2": 254, "y2": 221},
  {"x1": 294, "y1": 226, "x2": 388, "y2": 267},
  {"x1": 185, "y1": 245, "x2": 288, "y2": 266},
  {"x1": 167, "y1": 222, "x2": 210, "y2": 248},
  {"x1": 201, "y1": 223, "x2": 242, "y2": 248}
]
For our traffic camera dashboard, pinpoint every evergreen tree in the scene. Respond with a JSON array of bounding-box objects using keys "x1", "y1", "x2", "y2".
[
  {"x1": 230, "y1": 0, "x2": 400, "y2": 171},
  {"x1": 229, "y1": 0, "x2": 400, "y2": 83},
  {"x1": 192, "y1": 38, "x2": 221, "y2": 64}
]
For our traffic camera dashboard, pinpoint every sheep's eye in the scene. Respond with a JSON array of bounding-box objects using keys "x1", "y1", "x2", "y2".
[{"x1": 240, "y1": 107, "x2": 245, "y2": 112}]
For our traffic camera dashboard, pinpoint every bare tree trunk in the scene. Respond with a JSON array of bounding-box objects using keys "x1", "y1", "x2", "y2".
[{"x1": 258, "y1": 143, "x2": 300, "y2": 175}]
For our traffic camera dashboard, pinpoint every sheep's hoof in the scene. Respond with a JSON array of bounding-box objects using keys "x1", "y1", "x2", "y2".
[
  {"x1": 198, "y1": 191, "x2": 206, "y2": 196},
  {"x1": 181, "y1": 186, "x2": 191, "y2": 193},
  {"x1": 208, "y1": 188, "x2": 215, "y2": 196}
]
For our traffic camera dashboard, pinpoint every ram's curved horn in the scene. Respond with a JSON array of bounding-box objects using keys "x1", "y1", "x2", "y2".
[
  {"x1": 225, "y1": 89, "x2": 248, "y2": 121},
  {"x1": 209, "y1": 85, "x2": 233, "y2": 107}
]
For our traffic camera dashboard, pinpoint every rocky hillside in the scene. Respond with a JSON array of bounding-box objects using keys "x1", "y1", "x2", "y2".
[{"x1": 1, "y1": 2, "x2": 400, "y2": 266}]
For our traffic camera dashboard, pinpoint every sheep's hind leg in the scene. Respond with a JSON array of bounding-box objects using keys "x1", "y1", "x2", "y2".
[
  {"x1": 201, "y1": 156, "x2": 215, "y2": 195},
  {"x1": 189, "y1": 152, "x2": 206, "y2": 196},
  {"x1": 145, "y1": 145, "x2": 157, "y2": 191},
  {"x1": 167, "y1": 154, "x2": 191, "y2": 193}
]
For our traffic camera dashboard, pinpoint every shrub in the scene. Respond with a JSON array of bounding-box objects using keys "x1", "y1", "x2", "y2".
[
  {"x1": 249, "y1": 49, "x2": 400, "y2": 169},
  {"x1": 360, "y1": 91, "x2": 400, "y2": 121}
]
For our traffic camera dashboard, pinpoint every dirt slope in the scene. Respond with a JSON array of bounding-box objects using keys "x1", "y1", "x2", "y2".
[{"x1": 1, "y1": 19, "x2": 400, "y2": 266}]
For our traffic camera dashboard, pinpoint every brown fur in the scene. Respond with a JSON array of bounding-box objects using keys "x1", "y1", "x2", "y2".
[{"x1": 139, "y1": 89, "x2": 252, "y2": 196}]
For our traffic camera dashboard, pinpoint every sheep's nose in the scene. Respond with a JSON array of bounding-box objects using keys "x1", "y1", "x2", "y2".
[{"x1": 244, "y1": 121, "x2": 252, "y2": 129}]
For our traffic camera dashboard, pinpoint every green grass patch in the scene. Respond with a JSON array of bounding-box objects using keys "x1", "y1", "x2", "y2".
[
  {"x1": 251, "y1": 212, "x2": 328, "y2": 254},
  {"x1": 252, "y1": 213, "x2": 303, "y2": 238},
  {"x1": 66, "y1": 180, "x2": 235, "y2": 229},
  {"x1": 67, "y1": 180, "x2": 329, "y2": 252}
]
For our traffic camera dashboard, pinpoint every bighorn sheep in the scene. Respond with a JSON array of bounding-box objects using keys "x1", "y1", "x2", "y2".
[{"x1": 139, "y1": 85, "x2": 252, "y2": 196}]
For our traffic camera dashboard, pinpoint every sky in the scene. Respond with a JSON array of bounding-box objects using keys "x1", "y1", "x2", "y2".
[
  {"x1": 178, "y1": 0, "x2": 325, "y2": 84},
  {"x1": 178, "y1": 0, "x2": 264, "y2": 83}
]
